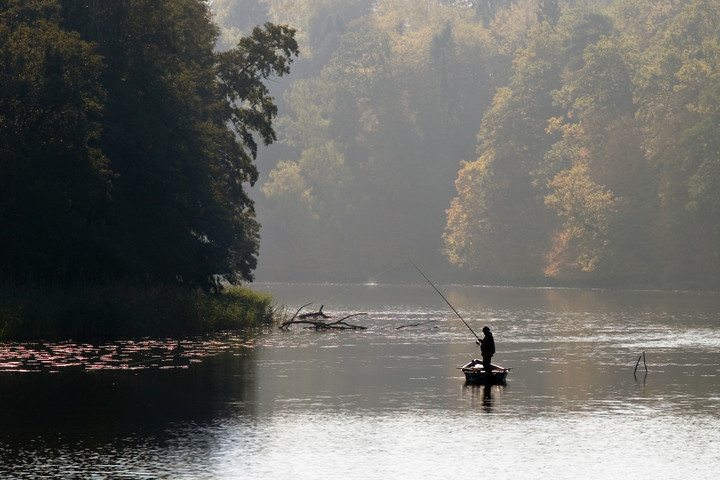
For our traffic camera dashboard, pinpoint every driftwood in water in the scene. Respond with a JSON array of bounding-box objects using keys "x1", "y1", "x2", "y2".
[
  {"x1": 279, "y1": 304, "x2": 368, "y2": 331},
  {"x1": 297, "y1": 304, "x2": 330, "y2": 319}
]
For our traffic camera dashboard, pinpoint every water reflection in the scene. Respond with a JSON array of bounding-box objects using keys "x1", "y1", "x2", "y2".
[
  {"x1": 0, "y1": 346, "x2": 257, "y2": 448},
  {"x1": 462, "y1": 383, "x2": 504, "y2": 413},
  {"x1": 2, "y1": 284, "x2": 720, "y2": 479},
  {"x1": 0, "y1": 335, "x2": 256, "y2": 372}
]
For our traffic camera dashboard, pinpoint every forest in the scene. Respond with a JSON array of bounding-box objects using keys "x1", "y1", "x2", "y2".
[
  {"x1": 212, "y1": 0, "x2": 720, "y2": 289},
  {"x1": 1, "y1": 0, "x2": 298, "y2": 289},
  {"x1": 3, "y1": 0, "x2": 720, "y2": 292}
]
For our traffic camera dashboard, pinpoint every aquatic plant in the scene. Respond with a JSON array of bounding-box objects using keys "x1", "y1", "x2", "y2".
[{"x1": 0, "y1": 282, "x2": 275, "y2": 341}]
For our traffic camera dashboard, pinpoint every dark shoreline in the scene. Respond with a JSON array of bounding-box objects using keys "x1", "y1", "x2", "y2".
[{"x1": 0, "y1": 283, "x2": 275, "y2": 342}]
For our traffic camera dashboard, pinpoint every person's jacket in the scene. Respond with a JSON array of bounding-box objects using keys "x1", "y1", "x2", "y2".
[{"x1": 481, "y1": 333, "x2": 495, "y2": 357}]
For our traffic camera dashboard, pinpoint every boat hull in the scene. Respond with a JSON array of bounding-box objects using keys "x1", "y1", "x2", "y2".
[{"x1": 459, "y1": 360, "x2": 510, "y2": 384}]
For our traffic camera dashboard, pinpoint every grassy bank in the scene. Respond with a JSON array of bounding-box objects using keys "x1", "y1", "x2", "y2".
[{"x1": 0, "y1": 282, "x2": 276, "y2": 342}]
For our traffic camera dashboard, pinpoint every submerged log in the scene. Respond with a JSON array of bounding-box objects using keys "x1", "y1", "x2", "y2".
[{"x1": 279, "y1": 304, "x2": 367, "y2": 331}]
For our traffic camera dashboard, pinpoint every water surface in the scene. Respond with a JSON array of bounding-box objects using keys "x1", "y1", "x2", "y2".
[{"x1": 1, "y1": 284, "x2": 719, "y2": 479}]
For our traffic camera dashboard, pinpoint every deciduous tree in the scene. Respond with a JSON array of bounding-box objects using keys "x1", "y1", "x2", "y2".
[
  {"x1": 0, "y1": 0, "x2": 109, "y2": 282},
  {"x1": 2, "y1": 0, "x2": 298, "y2": 288}
]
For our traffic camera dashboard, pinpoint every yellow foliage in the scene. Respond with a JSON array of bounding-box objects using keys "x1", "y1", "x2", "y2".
[{"x1": 544, "y1": 163, "x2": 619, "y2": 276}]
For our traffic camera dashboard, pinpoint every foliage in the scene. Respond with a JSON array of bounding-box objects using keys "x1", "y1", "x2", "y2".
[
  {"x1": 0, "y1": 282, "x2": 275, "y2": 341},
  {"x1": 544, "y1": 163, "x2": 619, "y2": 276},
  {"x1": 1, "y1": 0, "x2": 298, "y2": 288},
  {"x1": 444, "y1": 18, "x2": 564, "y2": 282},
  {"x1": 211, "y1": 0, "x2": 271, "y2": 48},
  {"x1": 444, "y1": 0, "x2": 720, "y2": 287},
  {"x1": 260, "y1": 0, "x2": 507, "y2": 280},
  {"x1": 0, "y1": 0, "x2": 110, "y2": 283},
  {"x1": 8, "y1": 0, "x2": 720, "y2": 291},
  {"x1": 245, "y1": 0, "x2": 720, "y2": 288}
]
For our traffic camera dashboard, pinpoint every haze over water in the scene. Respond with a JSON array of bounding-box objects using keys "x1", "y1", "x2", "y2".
[{"x1": 2, "y1": 283, "x2": 719, "y2": 479}]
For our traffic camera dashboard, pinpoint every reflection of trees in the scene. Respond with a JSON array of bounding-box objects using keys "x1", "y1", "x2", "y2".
[{"x1": 0, "y1": 349, "x2": 257, "y2": 445}]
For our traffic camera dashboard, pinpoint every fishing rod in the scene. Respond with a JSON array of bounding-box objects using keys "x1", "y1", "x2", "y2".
[{"x1": 409, "y1": 259, "x2": 482, "y2": 345}]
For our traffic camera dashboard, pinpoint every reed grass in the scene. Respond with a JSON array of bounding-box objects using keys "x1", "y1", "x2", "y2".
[{"x1": 0, "y1": 281, "x2": 276, "y2": 341}]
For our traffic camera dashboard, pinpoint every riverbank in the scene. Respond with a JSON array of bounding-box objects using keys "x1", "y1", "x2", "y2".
[{"x1": 0, "y1": 283, "x2": 276, "y2": 341}]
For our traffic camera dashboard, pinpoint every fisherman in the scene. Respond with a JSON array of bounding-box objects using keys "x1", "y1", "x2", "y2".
[{"x1": 480, "y1": 326, "x2": 495, "y2": 378}]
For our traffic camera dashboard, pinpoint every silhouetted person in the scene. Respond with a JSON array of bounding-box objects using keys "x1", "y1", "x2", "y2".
[{"x1": 480, "y1": 326, "x2": 495, "y2": 380}]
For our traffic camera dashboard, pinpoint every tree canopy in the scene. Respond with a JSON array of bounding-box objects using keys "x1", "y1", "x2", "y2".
[
  {"x1": 441, "y1": 0, "x2": 720, "y2": 287},
  {"x1": 1, "y1": 0, "x2": 298, "y2": 287},
  {"x1": 7, "y1": 0, "x2": 720, "y2": 289},
  {"x1": 221, "y1": 0, "x2": 720, "y2": 289}
]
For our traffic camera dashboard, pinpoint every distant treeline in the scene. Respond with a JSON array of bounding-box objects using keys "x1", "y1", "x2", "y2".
[
  {"x1": 213, "y1": 0, "x2": 720, "y2": 289},
  {"x1": 5, "y1": 0, "x2": 720, "y2": 291},
  {"x1": 1, "y1": 0, "x2": 298, "y2": 289}
]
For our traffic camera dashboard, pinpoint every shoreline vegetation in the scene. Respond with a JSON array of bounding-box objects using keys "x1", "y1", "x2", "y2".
[{"x1": 0, "y1": 283, "x2": 276, "y2": 342}]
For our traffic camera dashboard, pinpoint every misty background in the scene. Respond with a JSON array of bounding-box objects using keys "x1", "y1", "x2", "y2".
[{"x1": 211, "y1": 0, "x2": 720, "y2": 289}]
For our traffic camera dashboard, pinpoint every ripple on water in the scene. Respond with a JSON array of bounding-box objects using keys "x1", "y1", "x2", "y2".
[{"x1": 195, "y1": 409, "x2": 720, "y2": 480}]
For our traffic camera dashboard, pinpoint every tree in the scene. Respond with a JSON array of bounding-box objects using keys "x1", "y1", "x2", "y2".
[
  {"x1": 544, "y1": 163, "x2": 619, "y2": 278},
  {"x1": 444, "y1": 20, "x2": 563, "y2": 282},
  {"x1": 542, "y1": 29, "x2": 653, "y2": 281},
  {"x1": 258, "y1": 0, "x2": 507, "y2": 281},
  {"x1": 212, "y1": 22, "x2": 300, "y2": 283},
  {"x1": 0, "y1": 0, "x2": 109, "y2": 282},
  {"x1": 88, "y1": 1, "x2": 298, "y2": 286},
  {"x1": 632, "y1": 0, "x2": 720, "y2": 286},
  {"x1": 2, "y1": 0, "x2": 298, "y2": 287},
  {"x1": 210, "y1": 0, "x2": 271, "y2": 49}
]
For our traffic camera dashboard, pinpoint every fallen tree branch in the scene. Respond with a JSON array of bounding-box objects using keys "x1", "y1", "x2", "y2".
[
  {"x1": 289, "y1": 303, "x2": 313, "y2": 321},
  {"x1": 279, "y1": 305, "x2": 367, "y2": 331},
  {"x1": 298, "y1": 304, "x2": 330, "y2": 320}
]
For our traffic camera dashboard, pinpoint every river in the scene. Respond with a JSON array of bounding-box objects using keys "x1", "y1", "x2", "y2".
[{"x1": 1, "y1": 283, "x2": 719, "y2": 479}]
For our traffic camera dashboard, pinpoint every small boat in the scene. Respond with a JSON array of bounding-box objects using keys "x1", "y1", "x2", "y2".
[{"x1": 459, "y1": 359, "x2": 510, "y2": 384}]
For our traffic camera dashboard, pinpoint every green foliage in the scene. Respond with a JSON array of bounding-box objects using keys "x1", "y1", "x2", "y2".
[
  {"x1": 9, "y1": 0, "x2": 720, "y2": 292},
  {"x1": 261, "y1": 0, "x2": 507, "y2": 280},
  {"x1": 0, "y1": 0, "x2": 110, "y2": 282},
  {"x1": 253, "y1": 0, "x2": 720, "y2": 287},
  {"x1": 442, "y1": 18, "x2": 565, "y2": 282},
  {"x1": 1, "y1": 0, "x2": 298, "y2": 288},
  {"x1": 0, "y1": 282, "x2": 275, "y2": 341}
]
